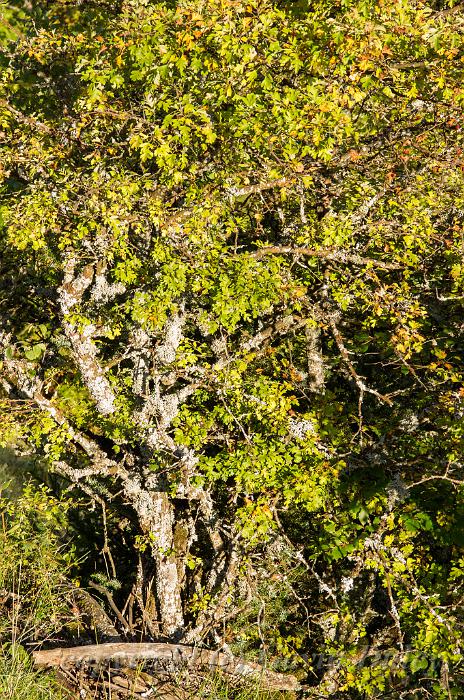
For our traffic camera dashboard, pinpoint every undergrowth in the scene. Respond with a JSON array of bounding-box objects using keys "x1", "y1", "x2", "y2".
[
  {"x1": 0, "y1": 481, "x2": 76, "y2": 644},
  {"x1": 0, "y1": 480, "x2": 292, "y2": 699},
  {"x1": 0, "y1": 645, "x2": 69, "y2": 700}
]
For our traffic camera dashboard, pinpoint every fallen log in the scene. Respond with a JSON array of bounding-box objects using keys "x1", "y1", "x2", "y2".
[{"x1": 32, "y1": 642, "x2": 300, "y2": 692}]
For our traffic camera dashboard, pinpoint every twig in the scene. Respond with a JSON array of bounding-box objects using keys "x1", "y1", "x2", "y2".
[
  {"x1": 273, "y1": 509, "x2": 339, "y2": 606},
  {"x1": 329, "y1": 316, "x2": 393, "y2": 406},
  {"x1": 384, "y1": 573, "x2": 404, "y2": 653},
  {"x1": 407, "y1": 473, "x2": 464, "y2": 489},
  {"x1": 100, "y1": 502, "x2": 117, "y2": 580}
]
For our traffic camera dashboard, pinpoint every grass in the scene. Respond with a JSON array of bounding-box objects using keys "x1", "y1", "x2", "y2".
[{"x1": 0, "y1": 645, "x2": 69, "y2": 700}]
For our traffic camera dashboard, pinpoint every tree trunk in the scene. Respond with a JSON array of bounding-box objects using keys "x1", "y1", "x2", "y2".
[
  {"x1": 125, "y1": 481, "x2": 184, "y2": 638},
  {"x1": 149, "y1": 492, "x2": 184, "y2": 639}
]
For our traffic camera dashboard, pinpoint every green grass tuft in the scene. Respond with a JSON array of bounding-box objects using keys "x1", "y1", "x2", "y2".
[{"x1": 0, "y1": 645, "x2": 68, "y2": 700}]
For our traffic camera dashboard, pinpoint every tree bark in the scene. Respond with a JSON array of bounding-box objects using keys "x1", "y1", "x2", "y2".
[{"x1": 122, "y1": 479, "x2": 185, "y2": 639}]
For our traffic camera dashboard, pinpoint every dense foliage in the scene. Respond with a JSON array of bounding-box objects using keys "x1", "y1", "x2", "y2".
[{"x1": 1, "y1": 0, "x2": 464, "y2": 696}]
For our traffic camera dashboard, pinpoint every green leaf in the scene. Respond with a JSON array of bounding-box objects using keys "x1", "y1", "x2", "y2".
[{"x1": 24, "y1": 343, "x2": 46, "y2": 361}]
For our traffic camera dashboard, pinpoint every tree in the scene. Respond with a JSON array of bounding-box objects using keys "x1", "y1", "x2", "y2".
[{"x1": 1, "y1": 0, "x2": 464, "y2": 695}]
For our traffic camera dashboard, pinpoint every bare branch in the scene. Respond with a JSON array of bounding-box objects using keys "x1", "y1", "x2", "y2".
[
  {"x1": 88, "y1": 581, "x2": 130, "y2": 633},
  {"x1": 155, "y1": 309, "x2": 185, "y2": 366},
  {"x1": 0, "y1": 98, "x2": 51, "y2": 133},
  {"x1": 329, "y1": 316, "x2": 393, "y2": 406},
  {"x1": 71, "y1": 587, "x2": 121, "y2": 643},
  {"x1": 90, "y1": 261, "x2": 126, "y2": 305},
  {"x1": 227, "y1": 177, "x2": 294, "y2": 198},
  {"x1": 306, "y1": 323, "x2": 325, "y2": 393},
  {"x1": 251, "y1": 246, "x2": 402, "y2": 271},
  {"x1": 0, "y1": 348, "x2": 117, "y2": 472}
]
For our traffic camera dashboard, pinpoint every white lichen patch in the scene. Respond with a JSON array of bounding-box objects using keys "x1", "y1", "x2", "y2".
[
  {"x1": 341, "y1": 576, "x2": 354, "y2": 593},
  {"x1": 156, "y1": 312, "x2": 185, "y2": 365},
  {"x1": 289, "y1": 418, "x2": 315, "y2": 440},
  {"x1": 91, "y1": 272, "x2": 126, "y2": 304},
  {"x1": 59, "y1": 257, "x2": 116, "y2": 416}
]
